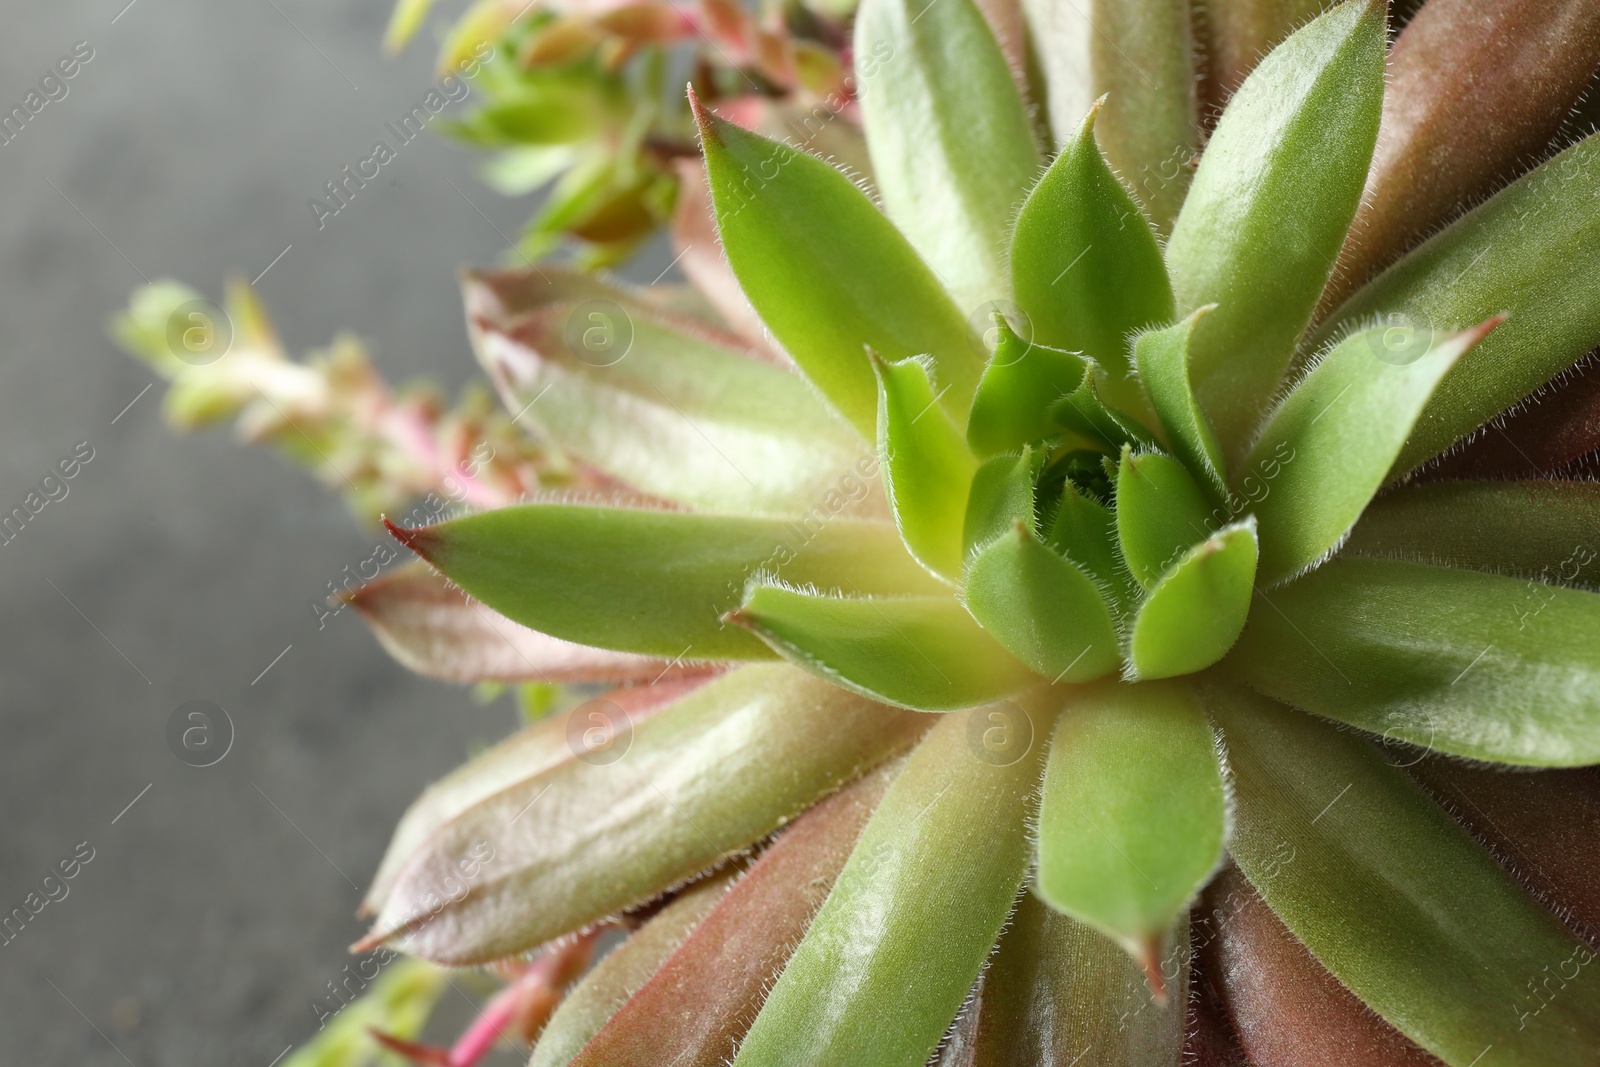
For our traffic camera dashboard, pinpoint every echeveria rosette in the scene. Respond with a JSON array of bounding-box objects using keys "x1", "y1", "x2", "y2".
[{"x1": 354, "y1": 1, "x2": 1600, "y2": 1065}]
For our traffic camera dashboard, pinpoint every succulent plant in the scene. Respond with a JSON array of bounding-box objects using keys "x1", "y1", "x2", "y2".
[{"x1": 120, "y1": 0, "x2": 1600, "y2": 1064}]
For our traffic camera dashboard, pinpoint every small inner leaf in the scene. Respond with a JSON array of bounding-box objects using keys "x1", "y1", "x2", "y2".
[
  {"x1": 1035, "y1": 680, "x2": 1227, "y2": 974},
  {"x1": 1046, "y1": 478, "x2": 1136, "y2": 620},
  {"x1": 966, "y1": 318, "x2": 1089, "y2": 458},
  {"x1": 875, "y1": 354, "x2": 979, "y2": 583},
  {"x1": 1127, "y1": 519, "x2": 1258, "y2": 681},
  {"x1": 731, "y1": 586, "x2": 1039, "y2": 711},
  {"x1": 1011, "y1": 99, "x2": 1175, "y2": 413},
  {"x1": 1132, "y1": 307, "x2": 1228, "y2": 506},
  {"x1": 962, "y1": 450, "x2": 1037, "y2": 558},
  {"x1": 1114, "y1": 449, "x2": 1219, "y2": 590},
  {"x1": 964, "y1": 524, "x2": 1123, "y2": 683}
]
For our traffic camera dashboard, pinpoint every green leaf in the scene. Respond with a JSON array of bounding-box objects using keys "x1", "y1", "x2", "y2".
[
  {"x1": 855, "y1": 0, "x2": 1039, "y2": 311},
  {"x1": 962, "y1": 450, "x2": 1036, "y2": 557},
  {"x1": 363, "y1": 665, "x2": 927, "y2": 963},
  {"x1": 1114, "y1": 449, "x2": 1217, "y2": 589},
  {"x1": 1165, "y1": 0, "x2": 1386, "y2": 453},
  {"x1": 1315, "y1": 131, "x2": 1600, "y2": 476},
  {"x1": 390, "y1": 504, "x2": 942, "y2": 660},
  {"x1": 1011, "y1": 100, "x2": 1175, "y2": 411},
  {"x1": 342, "y1": 564, "x2": 682, "y2": 687},
  {"x1": 383, "y1": 0, "x2": 436, "y2": 52},
  {"x1": 1199, "y1": 0, "x2": 1339, "y2": 106},
  {"x1": 1226, "y1": 558, "x2": 1600, "y2": 766},
  {"x1": 568, "y1": 766, "x2": 896, "y2": 1067},
  {"x1": 964, "y1": 524, "x2": 1122, "y2": 683},
  {"x1": 1050, "y1": 372, "x2": 1156, "y2": 453},
  {"x1": 468, "y1": 290, "x2": 872, "y2": 518},
  {"x1": 966, "y1": 319, "x2": 1089, "y2": 457},
  {"x1": 1205, "y1": 685, "x2": 1600, "y2": 1066},
  {"x1": 732, "y1": 586, "x2": 1039, "y2": 711},
  {"x1": 532, "y1": 874, "x2": 731, "y2": 1067},
  {"x1": 875, "y1": 354, "x2": 979, "y2": 582},
  {"x1": 693, "y1": 96, "x2": 980, "y2": 435},
  {"x1": 1344, "y1": 481, "x2": 1600, "y2": 589},
  {"x1": 1044, "y1": 481, "x2": 1130, "y2": 613},
  {"x1": 1036, "y1": 680, "x2": 1226, "y2": 971},
  {"x1": 1127, "y1": 519, "x2": 1258, "y2": 680},
  {"x1": 1243, "y1": 319, "x2": 1498, "y2": 586},
  {"x1": 1131, "y1": 307, "x2": 1227, "y2": 504},
  {"x1": 974, "y1": 890, "x2": 1187, "y2": 1066},
  {"x1": 734, "y1": 706, "x2": 1044, "y2": 1067}
]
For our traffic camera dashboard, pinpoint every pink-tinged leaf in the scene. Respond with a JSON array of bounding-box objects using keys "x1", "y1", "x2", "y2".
[
  {"x1": 669, "y1": 160, "x2": 785, "y2": 363},
  {"x1": 1410, "y1": 760, "x2": 1600, "y2": 945},
  {"x1": 359, "y1": 665, "x2": 926, "y2": 964},
  {"x1": 360, "y1": 676, "x2": 709, "y2": 918},
  {"x1": 568, "y1": 762, "x2": 898, "y2": 1067},
  {"x1": 531, "y1": 873, "x2": 734, "y2": 1067},
  {"x1": 343, "y1": 564, "x2": 690, "y2": 686},
  {"x1": 1424, "y1": 359, "x2": 1600, "y2": 480},
  {"x1": 1208, "y1": 866, "x2": 1445, "y2": 1067},
  {"x1": 1328, "y1": 0, "x2": 1600, "y2": 308}
]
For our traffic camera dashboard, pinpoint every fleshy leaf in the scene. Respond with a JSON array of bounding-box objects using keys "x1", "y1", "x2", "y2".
[
  {"x1": 1115, "y1": 449, "x2": 1217, "y2": 589},
  {"x1": 974, "y1": 890, "x2": 1186, "y2": 1066},
  {"x1": 1050, "y1": 373, "x2": 1155, "y2": 453},
  {"x1": 1343, "y1": 480, "x2": 1600, "y2": 589},
  {"x1": 468, "y1": 291, "x2": 869, "y2": 518},
  {"x1": 1166, "y1": 0, "x2": 1386, "y2": 453},
  {"x1": 530, "y1": 874, "x2": 731, "y2": 1067},
  {"x1": 1205, "y1": 685, "x2": 1600, "y2": 1066},
  {"x1": 342, "y1": 564, "x2": 686, "y2": 686},
  {"x1": 1226, "y1": 558, "x2": 1600, "y2": 766},
  {"x1": 875, "y1": 354, "x2": 979, "y2": 582},
  {"x1": 733, "y1": 706, "x2": 1044, "y2": 1067},
  {"x1": 962, "y1": 451, "x2": 1036, "y2": 557},
  {"x1": 1330, "y1": 0, "x2": 1600, "y2": 305},
  {"x1": 1410, "y1": 759, "x2": 1600, "y2": 945},
  {"x1": 854, "y1": 0, "x2": 1039, "y2": 310},
  {"x1": 966, "y1": 320, "x2": 1089, "y2": 458},
  {"x1": 1315, "y1": 131, "x2": 1600, "y2": 476},
  {"x1": 1011, "y1": 100, "x2": 1175, "y2": 410},
  {"x1": 1428, "y1": 362, "x2": 1600, "y2": 480},
  {"x1": 362, "y1": 665, "x2": 926, "y2": 963},
  {"x1": 568, "y1": 765, "x2": 896, "y2": 1067},
  {"x1": 731, "y1": 586, "x2": 1038, "y2": 711},
  {"x1": 1243, "y1": 319, "x2": 1498, "y2": 587},
  {"x1": 1044, "y1": 481, "x2": 1131, "y2": 616},
  {"x1": 1085, "y1": 0, "x2": 1199, "y2": 235},
  {"x1": 1208, "y1": 866, "x2": 1445, "y2": 1067},
  {"x1": 388, "y1": 504, "x2": 942, "y2": 660},
  {"x1": 1036, "y1": 680, "x2": 1226, "y2": 973},
  {"x1": 964, "y1": 523, "x2": 1122, "y2": 683},
  {"x1": 1127, "y1": 519, "x2": 1258, "y2": 680},
  {"x1": 1132, "y1": 307, "x2": 1228, "y2": 504},
  {"x1": 693, "y1": 94, "x2": 979, "y2": 435},
  {"x1": 361, "y1": 678, "x2": 705, "y2": 918}
]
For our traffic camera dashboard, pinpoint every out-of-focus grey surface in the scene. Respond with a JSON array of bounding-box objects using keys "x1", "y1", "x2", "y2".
[{"x1": 0, "y1": 2, "x2": 669, "y2": 1061}]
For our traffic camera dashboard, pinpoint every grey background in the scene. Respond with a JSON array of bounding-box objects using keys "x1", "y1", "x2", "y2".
[{"x1": 0, "y1": 1, "x2": 668, "y2": 1061}]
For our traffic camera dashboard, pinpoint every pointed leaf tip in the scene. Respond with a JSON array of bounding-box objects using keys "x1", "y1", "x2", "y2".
[
  {"x1": 383, "y1": 516, "x2": 433, "y2": 558},
  {"x1": 1136, "y1": 935, "x2": 1168, "y2": 1005}
]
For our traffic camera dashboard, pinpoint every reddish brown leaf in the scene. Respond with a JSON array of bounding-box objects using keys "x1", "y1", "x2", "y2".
[
  {"x1": 1328, "y1": 0, "x2": 1600, "y2": 308},
  {"x1": 1210, "y1": 866, "x2": 1445, "y2": 1067},
  {"x1": 343, "y1": 563, "x2": 694, "y2": 685},
  {"x1": 1410, "y1": 760, "x2": 1600, "y2": 946},
  {"x1": 1421, "y1": 357, "x2": 1600, "y2": 480},
  {"x1": 1197, "y1": 0, "x2": 1340, "y2": 114},
  {"x1": 567, "y1": 761, "x2": 899, "y2": 1067}
]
